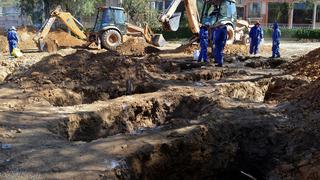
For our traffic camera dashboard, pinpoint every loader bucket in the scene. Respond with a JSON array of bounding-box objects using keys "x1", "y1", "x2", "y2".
[
  {"x1": 163, "y1": 12, "x2": 182, "y2": 31},
  {"x1": 152, "y1": 34, "x2": 167, "y2": 47}
]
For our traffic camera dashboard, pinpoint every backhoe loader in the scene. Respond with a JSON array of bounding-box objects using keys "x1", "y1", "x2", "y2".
[
  {"x1": 159, "y1": 0, "x2": 249, "y2": 44},
  {"x1": 34, "y1": 6, "x2": 166, "y2": 51}
]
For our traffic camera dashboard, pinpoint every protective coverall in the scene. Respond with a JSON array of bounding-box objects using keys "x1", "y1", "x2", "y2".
[
  {"x1": 7, "y1": 28, "x2": 19, "y2": 55},
  {"x1": 249, "y1": 24, "x2": 263, "y2": 55},
  {"x1": 213, "y1": 25, "x2": 227, "y2": 66},
  {"x1": 211, "y1": 27, "x2": 216, "y2": 59},
  {"x1": 198, "y1": 25, "x2": 209, "y2": 63},
  {"x1": 272, "y1": 22, "x2": 281, "y2": 58}
]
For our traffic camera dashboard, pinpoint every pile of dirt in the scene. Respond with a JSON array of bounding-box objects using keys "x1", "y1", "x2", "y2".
[
  {"x1": 0, "y1": 36, "x2": 8, "y2": 53},
  {"x1": 264, "y1": 76, "x2": 310, "y2": 103},
  {"x1": 17, "y1": 27, "x2": 38, "y2": 50},
  {"x1": 116, "y1": 38, "x2": 146, "y2": 56},
  {"x1": 289, "y1": 78, "x2": 320, "y2": 110},
  {"x1": 45, "y1": 29, "x2": 86, "y2": 47},
  {"x1": 8, "y1": 50, "x2": 167, "y2": 106},
  {"x1": 225, "y1": 44, "x2": 272, "y2": 56},
  {"x1": 172, "y1": 43, "x2": 271, "y2": 56},
  {"x1": 0, "y1": 26, "x2": 38, "y2": 53},
  {"x1": 287, "y1": 47, "x2": 320, "y2": 80},
  {"x1": 174, "y1": 43, "x2": 200, "y2": 54},
  {"x1": 0, "y1": 28, "x2": 86, "y2": 53}
]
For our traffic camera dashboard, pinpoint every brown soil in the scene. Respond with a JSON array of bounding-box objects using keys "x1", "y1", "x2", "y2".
[
  {"x1": 287, "y1": 47, "x2": 320, "y2": 80},
  {"x1": 0, "y1": 27, "x2": 85, "y2": 54},
  {"x1": 0, "y1": 26, "x2": 38, "y2": 53},
  {"x1": 45, "y1": 29, "x2": 85, "y2": 47},
  {"x1": 172, "y1": 43, "x2": 272, "y2": 56},
  {"x1": 116, "y1": 38, "x2": 160, "y2": 56},
  {"x1": 1, "y1": 42, "x2": 320, "y2": 179}
]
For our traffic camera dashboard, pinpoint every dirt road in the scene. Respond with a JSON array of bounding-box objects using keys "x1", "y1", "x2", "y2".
[{"x1": 0, "y1": 42, "x2": 319, "y2": 179}]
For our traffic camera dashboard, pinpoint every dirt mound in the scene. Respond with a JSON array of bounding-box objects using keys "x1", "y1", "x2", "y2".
[
  {"x1": 17, "y1": 27, "x2": 38, "y2": 50},
  {"x1": 289, "y1": 78, "x2": 320, "y2": 109},
  {"x1": 172, "y1": 43, "x2": 271, "y2": 55},
  {"x1": 116, "y1": 38, "x2": 148, "y2": 56},
  {"x1": 225, "y1": 44, "x2": 272, "y2": 56},
  {"x1": 174, "y1": 43, "x2": 200, "y2": 54},
  {"x1": 287, "y1": 47, "x2": 320, "y2": 80},
  {"x1": 0, "y1": 26, "x2": 38, "y2": 53},
  {"x1": 0, "y1": 36, "x2": 8, "y2": 53},
  {"x1": 0, "y1": 28, "x2": 86, "y2": 53},
  {"x1": 45, "y1": 29, "x2": 85, "y2": 47},
  {"x1": 9, "y1": 50, "x2": 166, "y2": 106},
  {"x1": 264, "y1": 76, "x2": 310, "y2": 103}
]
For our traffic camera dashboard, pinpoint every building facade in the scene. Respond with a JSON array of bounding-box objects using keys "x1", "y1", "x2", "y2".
[
  {"x1": 0, "y1": 0, "x2": 27, "y2": 29},
  {"x1": 237, "y1": 0, "x2": 320, "y2": 29}
]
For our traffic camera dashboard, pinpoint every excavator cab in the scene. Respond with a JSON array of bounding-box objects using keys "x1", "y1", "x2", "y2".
[
  {"x1": 201, "y1": 0, "x2": 237, "y2": 26},
  {"x1": 201, "y1": 0, "x2": 237, "y2": 44},
  {"x1": 91, "y1": 6, "x2": 128, "y2": 49},
  {"x1": 94, "y1": 7, "x2": 127, "y2": 34}
]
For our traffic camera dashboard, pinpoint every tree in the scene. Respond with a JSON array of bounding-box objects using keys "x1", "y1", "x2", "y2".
[
  {"x1": 122, "y1": 0, "x2": 162, "y2": 30},
  {"x1": 18, "y1": 0, "x2": 103, "y2": 24}
]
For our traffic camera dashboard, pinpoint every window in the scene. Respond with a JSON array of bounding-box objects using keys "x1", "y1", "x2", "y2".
[
  {"x1": 227, "y1": 2, "x2": 237, "y2": 18},
  {"x1": 248, "y1": 2, "x2": 261, "y2": 18},
  {"x1": 114, "y1": 9, "x2": 125, "y2": 24}
]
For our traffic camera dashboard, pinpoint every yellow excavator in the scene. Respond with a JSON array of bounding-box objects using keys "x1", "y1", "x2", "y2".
[
  {"x1": 34, "y1": 6, "x2": 166, "y2": 51},
  {"x1": 159, "y1": 0, "x2": 250, "y2": 44}
]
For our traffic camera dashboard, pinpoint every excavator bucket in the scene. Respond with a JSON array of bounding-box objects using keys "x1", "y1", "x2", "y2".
[
  {"x1": 163, "y1": 12, "x2": 182, "y2": 31},
  {"x1": 152, "y1": 34, "x2": 167, "y2": 47}
]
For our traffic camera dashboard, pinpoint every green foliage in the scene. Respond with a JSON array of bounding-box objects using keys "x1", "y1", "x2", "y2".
[
  {"x1": 264, "y1": 28, "x2": 320, "y2": 39},
  {"x1": 295, "y1": 29, "x2": 320, "y2": 39},
  {"x1": 161, "y1": 27, "x2": 193, "y2": 40},
  {"x1": 18, "y1": 0, "x2": 103, "y2": 24},
  {"x1": 122, "y1": 0, "x2": 162, "y2": 30}
]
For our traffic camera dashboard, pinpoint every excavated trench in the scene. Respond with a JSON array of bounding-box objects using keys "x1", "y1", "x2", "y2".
[
  {"x1": 53, "y1": 94, "x2": 215, "y2": 141},
  {"x1": 8, "y1": 49, "x2": 320, "y2": 179},
  {"x1": 48, "y1": 74, "x2": 320, "y2": 179}
]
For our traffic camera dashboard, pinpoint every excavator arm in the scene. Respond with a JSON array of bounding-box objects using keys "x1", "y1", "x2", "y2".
[
  {"x1": 159, "y1": 0, "x2": 200, "y2": 34},
  {"x1": 34, "y1": 6, "x2": 87, "y2": 50}
]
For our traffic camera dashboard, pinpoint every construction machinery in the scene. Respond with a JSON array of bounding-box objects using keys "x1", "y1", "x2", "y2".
[
  {"x1": 159, "y1": 0, "x2": 249, "y2": 44},
  {"x1": 34, "y1": 6, "x2": 166, "y2": 51}
]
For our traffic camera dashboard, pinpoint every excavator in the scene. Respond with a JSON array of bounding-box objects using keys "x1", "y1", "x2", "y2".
[
  {"x1": 34, "y1": 6, "x2": 166, "y2": 51},
  {"x1": 159, "y1": 0, "x2": 249, "y2": 44}
]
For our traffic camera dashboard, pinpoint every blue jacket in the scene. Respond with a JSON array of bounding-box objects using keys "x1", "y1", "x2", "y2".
[
  {"x1": 199, "y1": 26, "x2": 209, "y2": 45},
  {"x1": 7, "y1": 30, "x2": 18, "y2": 43},
  {"x1": 272, "y1": 23, "x2": 281, "y2": 42},
  {"x1": 214, "y1": 26, "x2": 227, "y2": 47},
  {"x1": 249, "y1": 25, "x2": 263, "y2": 42}
]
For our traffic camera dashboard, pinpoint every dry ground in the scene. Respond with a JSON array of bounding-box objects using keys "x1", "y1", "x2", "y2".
[{"x1": 0, "y1": 41, "x2": 319, "y2": 179}]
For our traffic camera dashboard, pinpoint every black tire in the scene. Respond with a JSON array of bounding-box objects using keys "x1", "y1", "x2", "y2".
[
  {"x1": 226, "y1": 25, "x2": 235, "y2": 45},
  {"x1": 101, "y1": 29, "x2": 122, "y2": 50}
]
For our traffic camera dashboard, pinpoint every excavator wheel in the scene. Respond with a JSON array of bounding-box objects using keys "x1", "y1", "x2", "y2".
[
  {"x1": 101, "y1": 29, "x2": 122, "y2": 50},
  {"x1": 226, "y1": 25, "x2": 235, "y2": 45}
]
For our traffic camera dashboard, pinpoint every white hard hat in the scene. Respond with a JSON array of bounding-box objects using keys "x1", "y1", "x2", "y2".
[{"x1": 10, "y1": 26, "x2": 16, "y2": 31}]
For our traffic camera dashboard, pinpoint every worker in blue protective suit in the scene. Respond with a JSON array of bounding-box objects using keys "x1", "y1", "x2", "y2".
[
  {"x1": 198, "y1": 22, "x2": 210, "y2": 63},
  {"x1": 271, "y1": 22, "x2": 281, "y2": 58},
  {"x1": 213, "y1": 23, "x2": 227, "y2": 67},
  {"x1": 249, "y1": 21, "x2": 263, "y2": 55},
  {"x1": 211, "y1": 26, "x2": 217, "y2": 59},
  {"x1": 7, "y1": 26, "x2": 19, "y2": 56}
]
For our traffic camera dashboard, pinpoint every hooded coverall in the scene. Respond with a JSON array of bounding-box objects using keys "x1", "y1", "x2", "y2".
[
  {"x1": 272, "y1": 23, "x2": 281, "y2": 58},
  {"x1": 211, "y1": 27, "x2": 216, "y2": 59},
  {"x1": 7, "y1": 29, "x2": 19, "y2": 55},
  {"x1": 213, "y1": 25, "x2": 227, "y2": 66},
  {"x1": 249, "y1": 25, "x2": 263, "y2": 55},
  {"x1": 198, "y1": 26, "x2": 209, "y2": 62}
]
